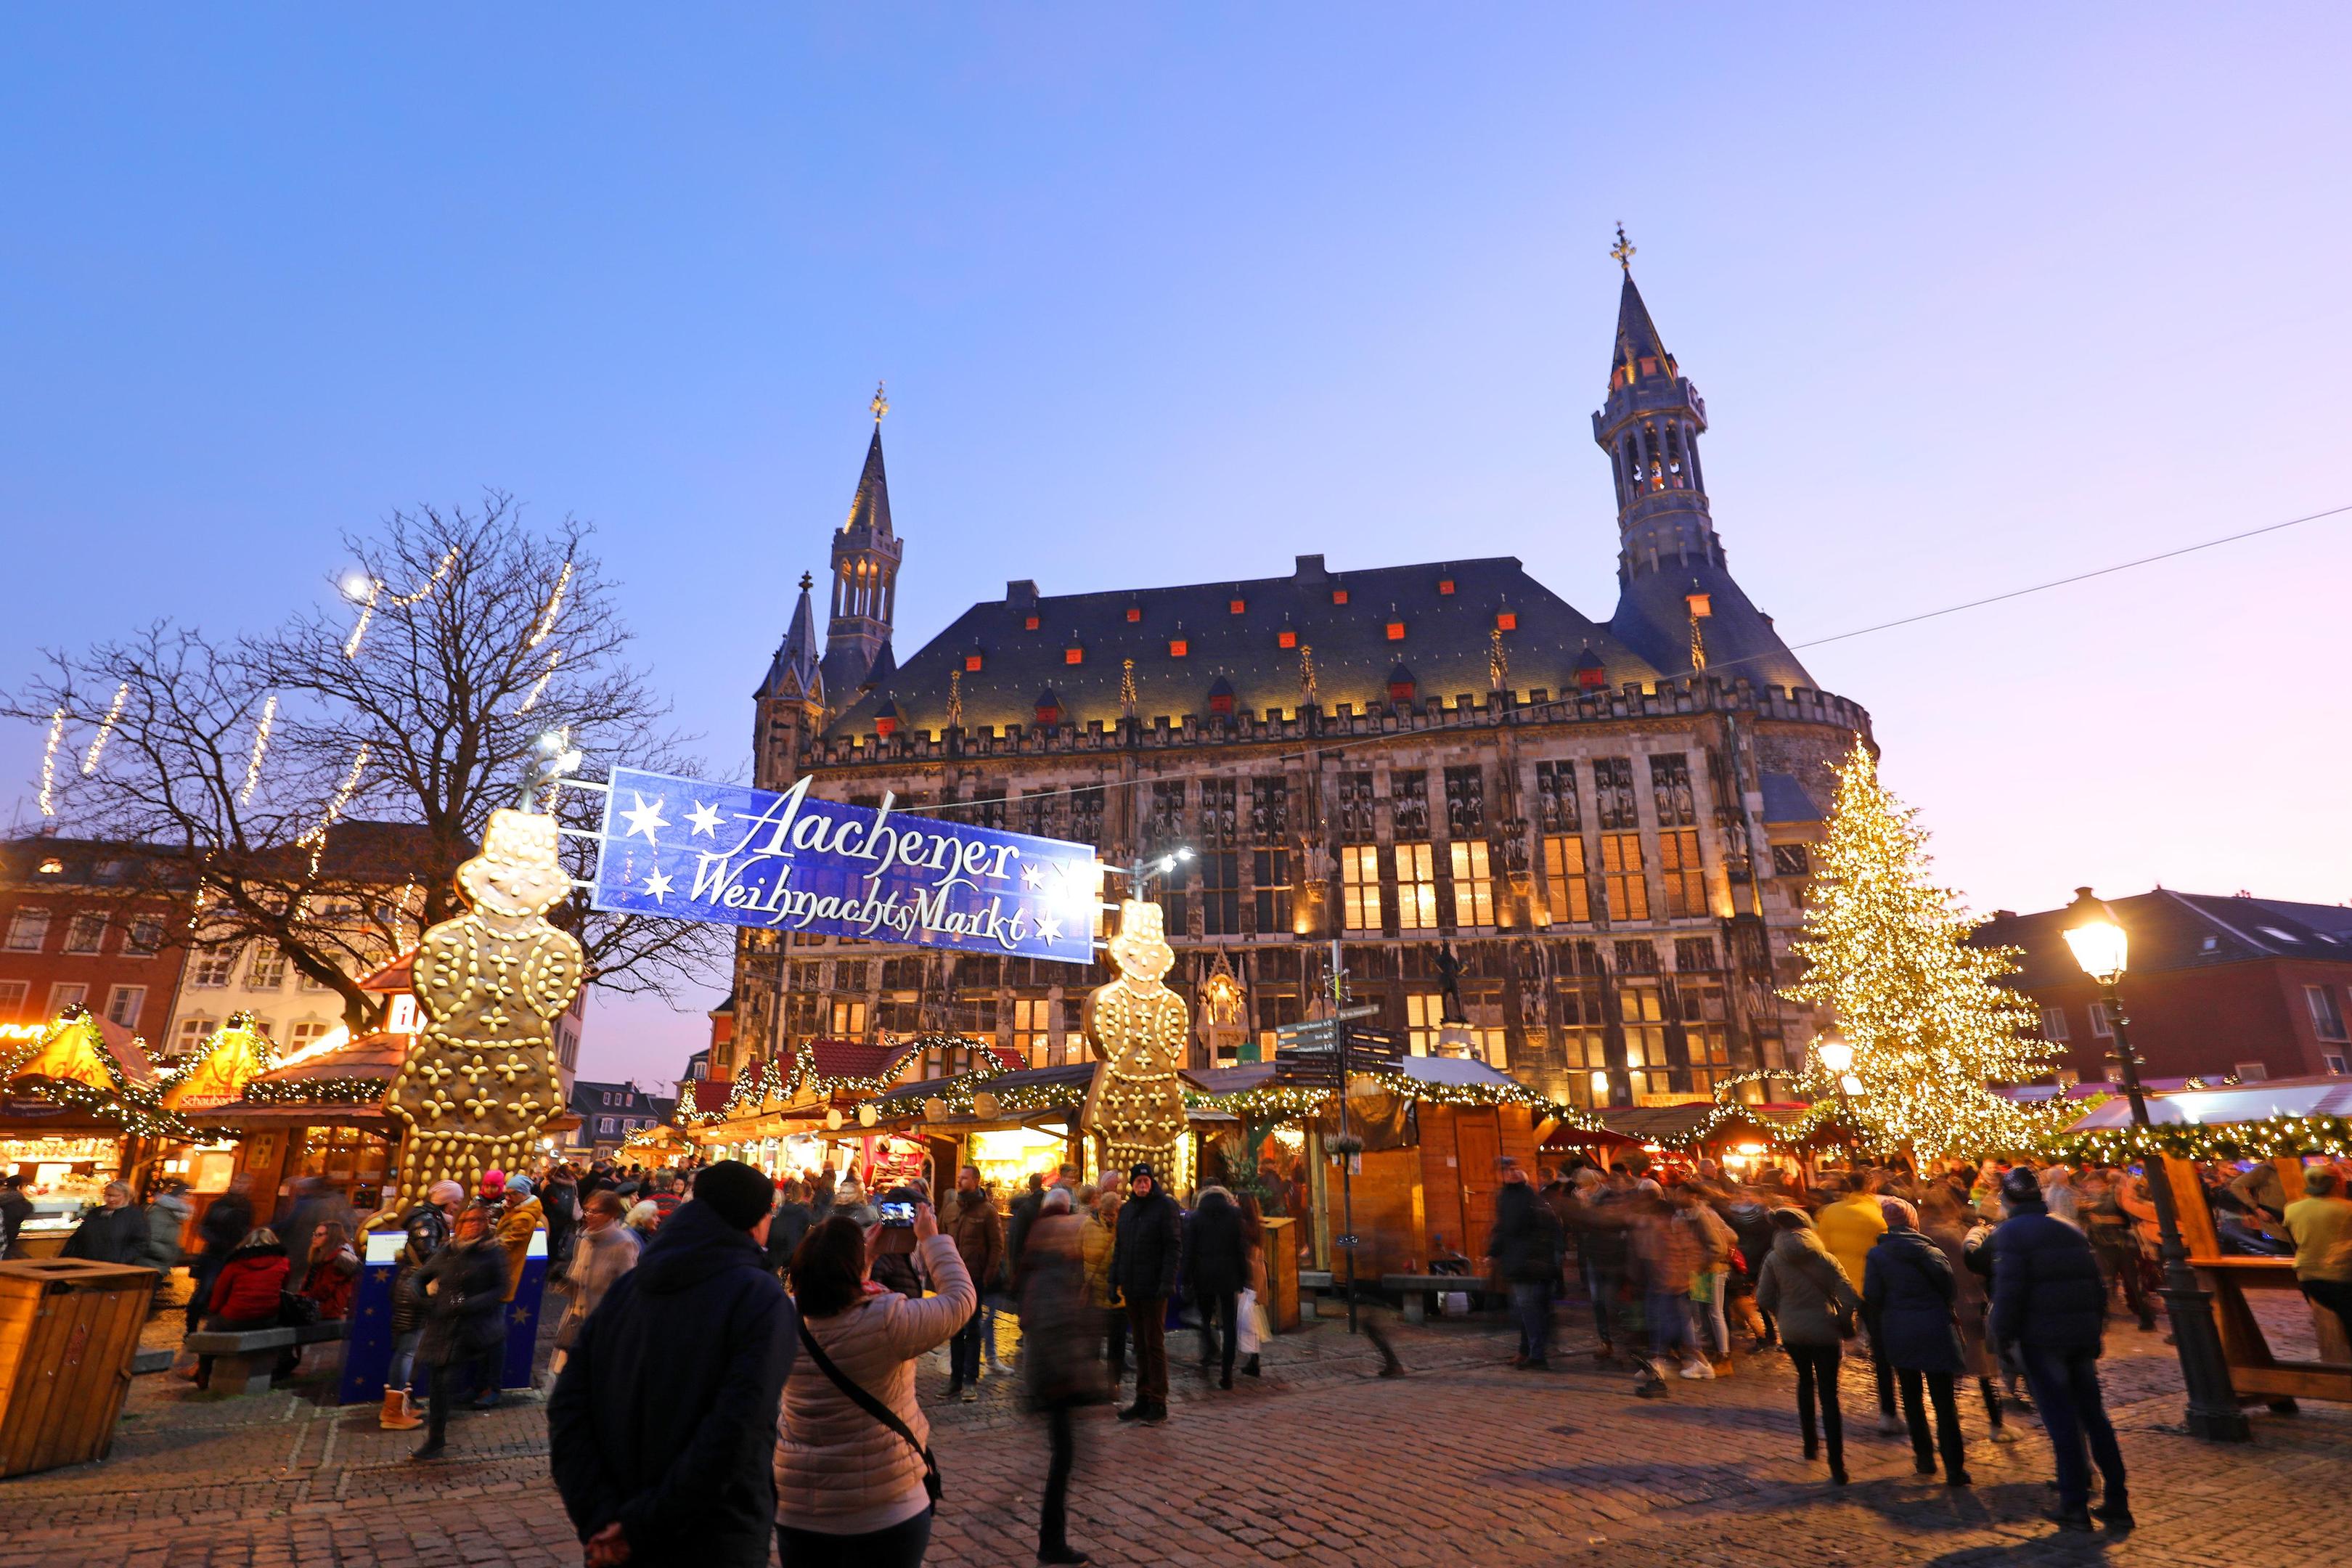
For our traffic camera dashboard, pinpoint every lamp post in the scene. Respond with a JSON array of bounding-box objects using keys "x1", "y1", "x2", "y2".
[
  {"x1": 1815, "y1": 1034, "x2": 1861, "y2": 1164},
  {"x1": 2061, "y1": 887, "x2": 2250, "y2": 1442}
]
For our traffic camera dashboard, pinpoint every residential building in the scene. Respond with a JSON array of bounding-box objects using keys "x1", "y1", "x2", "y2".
[
  {"x1": 0, "y1": 837, "x2": 189, "y2": 1045},
  {"x1": 1976, "y1": 889, "x2": 2352, "y2": 1086},
  {"x1": 566, "y1": 1079, "x2": 674, "y2": 1156}
]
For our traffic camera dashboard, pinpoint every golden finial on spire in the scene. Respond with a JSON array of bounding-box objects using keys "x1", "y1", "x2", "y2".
[
  {"x1": 1610, "y1": 222, "x2": 1635, "y2": 273},
  {"x1": 870, "y1": 381, "x2": 889, "y2": 423},
  {"x1": 798, "y1": 571, "x2": 814, "y2": 593}
]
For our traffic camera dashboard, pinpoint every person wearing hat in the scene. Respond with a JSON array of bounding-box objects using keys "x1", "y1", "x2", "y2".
[
  {"x1": 1109, "y1": 1162, "x2": 1183, "y2": 1424},
  {"x1": 550, "y1": 1158, "x2": 797, "y2": 1568},
  {"x1": 1990, "y1": 1164, "x2": 2131, "y2": 1532},
  {"x1": 495, "y1": 1173, "x2": 545, "y2": 1304}
]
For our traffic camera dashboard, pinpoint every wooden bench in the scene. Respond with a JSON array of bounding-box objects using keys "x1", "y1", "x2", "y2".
[
  {"x1": 1381, "y1": 1273, "x2": 1486, "y2": 1325},
  {"x1": 184, "y1": 1320, "x2": 348, "y2": 1396}
]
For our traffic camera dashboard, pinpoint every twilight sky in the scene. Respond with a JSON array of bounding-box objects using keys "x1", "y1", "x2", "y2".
[{"x1": 5, "y1": 8, "x2": 2350, "y2": 1088}]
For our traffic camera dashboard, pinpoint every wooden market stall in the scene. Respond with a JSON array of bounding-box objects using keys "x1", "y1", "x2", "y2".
[
  {"x1": 0, "y1": 1009, "x2": 193, "y2": 1255},
  {"x1": 2062, "y1": 1075, "x2": 2352, "y2": 1408}
]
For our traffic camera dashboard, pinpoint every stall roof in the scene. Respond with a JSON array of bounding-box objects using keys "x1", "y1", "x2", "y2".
[
  {"x1": 2065, "y1": 1074, "x2": 2352, "y2": 1131},
  {"x1": 1594, "y1": 1101, "x2": 1811, "y2": 1146}
]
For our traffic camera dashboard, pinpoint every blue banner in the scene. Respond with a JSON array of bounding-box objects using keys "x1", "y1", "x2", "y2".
[{"x1": 588, "y1": 767, "x2": 1102, "y2": 965}]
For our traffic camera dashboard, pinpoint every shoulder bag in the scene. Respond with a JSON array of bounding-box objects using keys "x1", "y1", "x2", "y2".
[{"x1": 794, "y1": 1315, "x2": 942, "y2": 1504}]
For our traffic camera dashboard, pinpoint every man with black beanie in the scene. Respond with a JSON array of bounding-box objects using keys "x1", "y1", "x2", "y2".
[
  {"x1": 550, "y1": 1159, "x2": 797, "y2": 1568},
  {"x1": 1110, "y1": 1161, "x2": 1183, "y2": 1424}
]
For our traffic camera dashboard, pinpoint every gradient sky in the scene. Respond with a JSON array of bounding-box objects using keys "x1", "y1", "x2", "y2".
[{"x1": 6, "y1": 8, "x2": 2350, "y2": 1088}]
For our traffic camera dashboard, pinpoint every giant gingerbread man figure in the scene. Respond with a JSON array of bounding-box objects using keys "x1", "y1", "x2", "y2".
[
  {"x1": 385, "y1": 807, "x2": 583, "y2": 1210},
  {"x1": 1081, "y1": 898, "x2": 1189, "y2": 1176}
]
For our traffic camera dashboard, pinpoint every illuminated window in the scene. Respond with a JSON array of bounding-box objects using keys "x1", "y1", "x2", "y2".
[
  {"x1": 6, "y1": 908, "x2": 52, "y2": 952},
  {"x1": 1541, "y1": 834, "x2": 1592, "y2": 924},
  {"x1": 1169, "y1": 639, "x2": 1188, "y2": 658},
  {"x1": 1396, "y1": 843, "x2": 1437, "y2": 931},
  {"x1": 1449, "y1": 840, "x2": 1495, "y2": 928},
  {"x1": 1437, "y1": 579, "x2": 1454, "y2": 595},
  {"x1": 1229, "y1": 598, "x2": 1246, "y2": 614},
  {"x1": 1601, "y1": 833, "x2": 1649, "y2": 921},
  {"x1": 1406, "y1": 992, "x2": 1443, "y2": 1055},
  {"x1": 829, "y1": 998, "x2": 868, "y2": 1037},
  {"x1": 1341, "y1": 845, "x2": 1381, "y2": 932},
  {"x1": 1127, "y1": 607, "x2": 1143, "y2": 622},
  {"x1": 1618, "y1": 976, "x2": 1669, "y2": 1098},
  {"x1": 1659, "y1": 829, "x2": 1706, "y2": 917},
  {"x1": 1024, "y1": 615, "x2": 1040, "y2": 630},
  {"x1": 1331, "y1": 589, "x2": 1348, "y2": 605},
  {"x1": 1278, "y1": 629, "x2": 1297, "y2": 649},
  {"x1": 1385, "y1": 621, "x2": 1405, "y2": 640},
  {"x1": 1495, "y1": 612, "x2": 1516, "y2": 631},
  {"x1": 65, "y1": 914, "x2": 107, "y2": 954},
  {"x1": 965, "y1": 653, "x2": 983, "y2": 671},
  {"x1": 1064, "y1": 646, "x2": 1083, "y2": 665},
  {"x1": 1012, "y1": 997, "x2": 1053, "y2": 1067}
]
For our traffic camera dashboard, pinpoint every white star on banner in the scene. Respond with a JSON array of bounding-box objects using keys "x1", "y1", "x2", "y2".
[
  {"x1": 1035, "y1": 910, "x2": 1063, "y2": 942},
  {"x1": 642, "y1": 867, "x2": 674, "y2": 903},
  {"x1": 620, "y1": 792, "x2": 669, "y2": 844},
  {"x1": 686, "y1": 800, "x2": 724, "y2": 837},
  {"x1": 1021, "y1": 862, "x2": 1045, "y2": 890}
]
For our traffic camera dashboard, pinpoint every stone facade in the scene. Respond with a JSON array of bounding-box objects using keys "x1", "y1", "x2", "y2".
[{"x1": 722, "y1": 266, "x2": 1873, "y2": 1109}]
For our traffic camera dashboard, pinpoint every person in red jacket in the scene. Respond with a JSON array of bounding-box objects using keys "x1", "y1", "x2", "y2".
[
  {"x1": 196, "y1": 1228, "x2": 290, "y2": 1389},
  {"x1": 301, "y1": 1221, "x2": 360, "y2": 1320}
]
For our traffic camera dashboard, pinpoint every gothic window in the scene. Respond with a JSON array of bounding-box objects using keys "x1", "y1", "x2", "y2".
[
  {"x1": 1659, "y1": 829, "x2": 1706, "y2": 918},
  {"x1": 972, "y1": 787, "x2": 1007, "y2": 831},
  {"x1": 1200, "y1": 778, "x2": 1238, "y2": 846},
  {"x1": 1673, "y1": 936, "x2": 1719, "y2": 972},
  {"x1": 1200, "y1": 850, "x2": 1241, "y2": 937},
  {"x1": 1249, "y1": 777, "x2": 1289, "y2": 844},
  {"x1": 1391, "y1": 772, "x2": 1431, "y2": 841},
  {"x1": 1771, "y1": 843, "x2": 1811, "y2": 878},
  {"x1": 1395, "y1": 844, "x2": 1437, "y2": 931},
  {"x1": 1070, "y1": 786, "x2": 1105, "y2": 848},
  {"x1": 1649, "y1": 754, "x2": 1698, "y2": 827},
  {"x1": 1010, "y1": 997, "x2": 1053, "y2": 1067},
  {"x1": 1601, "y1": 832, "x2": 1649, "y2": 921},
  {"x1": 835, "y1": 960, "x2": 869, "y2": 993},
  {"x1": 1618, "y1": 976, "x2": 1669, "y2": 1096},
  {"x1": 1336, "y1": 772, "x2": 1376, "y2": 844},
  {"x1": 1535, "y1": 761, "x2": 1580, "y2": 833},
  {"x1": 785, "y1": 989, "x2": 820, "y2": 1034},
  {"x1": 957, "y1": 992, "x2": 999, "y2": 1038},
  {"x1": 1442, "y1": 766, "x2": 1485, "y2": 838},
  {"x1": 1450, "y1": 841, "x2": 1495, "y2": 928},
  {"x1": 1252, "y1": 849, "x2": 1291, "y2": 935},
  {"x1": 1541, "y1": 835, "x2": 1593, "y2": 924},
  {"x1": 1341, "y1": 845, "x2": 1381, "y2": 932},
  {"x1": 1594, "y1": 758, "x2": 1640, "y2": 830}
]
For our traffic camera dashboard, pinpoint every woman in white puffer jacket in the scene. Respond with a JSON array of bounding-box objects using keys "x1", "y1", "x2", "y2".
[{"x1": 775, "y1": 1201, "x2": 974, "y2": 1567}]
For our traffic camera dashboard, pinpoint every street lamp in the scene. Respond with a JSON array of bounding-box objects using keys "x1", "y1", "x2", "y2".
[
  {"x1": 2061, "y1": 886, "x2": 2250, "y2": 1442},
  {"x1": 1815, "y1": 1034, "x2": 1861, "y2": 1163}
]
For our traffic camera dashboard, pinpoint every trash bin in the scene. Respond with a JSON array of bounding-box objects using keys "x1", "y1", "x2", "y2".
[{"x1": 0, "y1": 1258, "x2": 156, "y2": 1476}]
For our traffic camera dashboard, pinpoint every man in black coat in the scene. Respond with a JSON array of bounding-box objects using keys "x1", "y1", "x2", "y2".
[
  {"x1": 1487, "y1": 1161, "x2": 1563, "y2": 1368},
  {"x1": 1109, "y1": 1162, "x2": 1183, "y2": 1424},
  {"x1": 1991, "y1": 1166, "x2": 2131, "y2": 1532},
  {"x1": 1185, "y1": 1187, "x2": 1250, "y2": 1387},
  {"x1": 548, "y1": 1160, "x2": 796, "y2": 1568},
  {"x1": 60, "y1": 1181, "x2": 150, "y2": 1265}
]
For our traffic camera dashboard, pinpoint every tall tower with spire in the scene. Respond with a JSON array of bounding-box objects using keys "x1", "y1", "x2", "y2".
[
  {"x1": 821, "y1": 383, "x2": 903, "y2": 703},
  {"x1": 1595, "y1": 229, "x2": 1814, "y2": 690},
  {"x1": 753, "y1": 571, "x2": 826, "y2": 790}
]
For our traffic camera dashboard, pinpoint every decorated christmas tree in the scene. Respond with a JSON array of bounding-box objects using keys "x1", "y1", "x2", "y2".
[{"x1": 1782, "y1": 743, "x2": 2062, "y2": 1158}]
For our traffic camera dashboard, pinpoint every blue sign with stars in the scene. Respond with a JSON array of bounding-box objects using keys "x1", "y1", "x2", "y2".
[{"x1": 587, "y1": 766, "x2": 1102, "y2": 964}]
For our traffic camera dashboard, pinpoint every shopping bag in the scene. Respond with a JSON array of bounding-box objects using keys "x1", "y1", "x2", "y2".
[
  {"x1": 1440, "y1": 1291, "x2": 1473, "y2": 1317},
  {"x1": 1236, "y1": 1289, "x2": 1265, "y2": 1355}
]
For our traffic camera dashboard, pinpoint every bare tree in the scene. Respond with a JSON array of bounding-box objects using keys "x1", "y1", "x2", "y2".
[{"x1": 12, "y1": 493, "x2": 725, "y2": 1031}]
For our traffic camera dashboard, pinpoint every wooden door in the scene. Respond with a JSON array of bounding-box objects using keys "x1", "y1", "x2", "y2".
[{"x1": 1453, "y1": 1111, "x2": 1503, "y2": 1263}]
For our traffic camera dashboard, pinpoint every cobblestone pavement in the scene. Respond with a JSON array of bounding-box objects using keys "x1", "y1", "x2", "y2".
[{"x1": 2, "y1": 1289, "x2": 2345, "y2": 1568}]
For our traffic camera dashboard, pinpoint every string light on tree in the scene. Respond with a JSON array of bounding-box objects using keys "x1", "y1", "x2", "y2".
[
  {"x1": 342, "y1": 547, "x2": 459, "y2": 660},
  {"x1": 82, "y1": 682, "x2": 128, "y2": 775},
  {"x1": 1779, "y1": 742, "x2": 2065, "y2": 1158},
  {"x1": 239, "y1": 694, "x2": 277, "y2": 805},
  {"x1": 37, "y1": 707, "x2": 63, "y2": 817}
]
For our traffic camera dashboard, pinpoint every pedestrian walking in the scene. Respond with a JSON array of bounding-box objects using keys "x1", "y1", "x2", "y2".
[
  {"x1": 1816, "y1": 1177, "x2": 1900, "y2": 1432},
  {"x1": 1990, "y1": 1165, "x2": 2132, "y2": 1532},
  {"x1": 1081, "y1": 1191, "x2": 1126, "y2": 1389},
  {"x1": 766, "y1": 1178, "x2": 815, "y2": 1278},
  {"x1": 495, "y1": 1174, "x2": 545, "y2": 1303},
  {"x1": 1021, "y1": 1188, "x2": 1107, "y2": 1565},
  {"x1": 2080, "y1": 1166, "x2": 2156, "y2": 1331},
  {"x1": 1570, "y1": 1167, "x2": 1634, "y2": 1361},
  {"x1": 1487, "y1": 1159, "x2": 1561, "y2": 1370},
  {"x1": 1186, "y1": 1184, "x2": 1249, "y2": 1387},
  {"x1": 2282, "y1": 1165, "x2": 2352, "y2": 1342},
  {"x1": 773, "y1": 1201, "x2": 973, "y2": 1567},
  {"x1": 1628, "y1": 1190, "x2": 1708, "y2": 1385},
  {"x1": 1863, "y1": 1197, "x2": 1972, "y2": 1485},
  {"x1": 550, "y1": 1189, "x2": 640, "y2": 1378},
  {"x1": 412, "y1": 1202, "x2": 510, "y2": 1458},
  {"x1": 1921, "y1": 1190, "x2": 2014, "y2": 1445},
  {"x1": 143, "y1": 1180, "x2": 191, "y2": 1310},
  {"x1": 549, "y1": 1160, "x2": 796, "y2": 1568},
  {"x1": 1110, "y1": 1162, "x2": 1183, "y2": 1424},
  {"x1": 943, "y1": 1165, "x2": 1003, "y2": 1403},
  {"x1": 1753, "y1": 1207, "x2": 1860, "y2": 1484},
  {"x1": 378, "y1": 1179, "x2": 460, "y2": 1429}
]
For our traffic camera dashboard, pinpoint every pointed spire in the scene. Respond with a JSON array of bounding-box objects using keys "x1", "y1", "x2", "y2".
[
  {"x1": 859, "y1": 637, "x2": 897, "y2": 693},
  {"x1": 1612, "y1": 269, "x2": 1670, "y2": 380},
  {"x1": 759, "y1": 571, "x2": 825, "y2": 703},
  {"x1": 845, "y1": 425, "x2": 894, "y2": 540}
]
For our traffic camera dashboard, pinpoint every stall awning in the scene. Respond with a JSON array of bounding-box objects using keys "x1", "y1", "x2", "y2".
[{"x1": 2065, "y1": 1075, "x2": 2352, "y2": 1132}]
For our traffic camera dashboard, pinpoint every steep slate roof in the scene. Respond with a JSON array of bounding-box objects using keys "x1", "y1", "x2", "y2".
[
  {"x1": 1758, "y1": 772, "x2": 1825, "y2": 825},
  {"x1": 827, "y1": 554, "x2": 1664, "y2": 738},
  {"x1": 1972, "y1": 889, "x2": 2352, "y2": 990},
  {"x1": 758, "y1": 576, "x2": 825, "y2": 703},
  {"x1": 1609, "y1": 563, "x2": 1813, "y2": 693},
  {"x1": 844, "y1": 426, "x2": 894, "y2": 541},
  {"x1": 1611, "y1": 272, "x2": 1671, "y2": 375}
]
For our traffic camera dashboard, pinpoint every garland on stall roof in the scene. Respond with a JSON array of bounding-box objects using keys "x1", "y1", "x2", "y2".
[
  {"x1": 0, "y1": 1007, "x2": 197, "y2": 1142},
  {"x1": 232, "y1": 1077, "x2": 390, "y2": 1107},
  {"x1": 2053, "y1": 1113, "x2": 2352, "y2": 1166}
]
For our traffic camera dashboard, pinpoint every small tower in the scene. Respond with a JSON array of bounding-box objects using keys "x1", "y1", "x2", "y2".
[
  {"x1": 754, "y1": 572, "x2": 826, "y2": 790},
  {"x1": 1591, "y1": 226, "x2": 1722, "y2": 581},
  {"x1": 821, "y1": 385, "x2": 904, "y2": 703}
]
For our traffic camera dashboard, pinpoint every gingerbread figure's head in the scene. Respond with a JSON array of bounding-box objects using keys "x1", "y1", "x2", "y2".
[
  {"x1": 456, "y1": 808, "x2": 571, "y2": 921},
  {"x1": 1106, "y1": 899, "x2": 1175, "y2": 986}
]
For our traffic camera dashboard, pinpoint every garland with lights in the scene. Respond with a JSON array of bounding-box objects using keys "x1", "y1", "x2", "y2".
[
  {"x1": 234, "y1": 1077, "x2": 391, "y2": 1107},
  {"x1": 2053, "y1": 1113, "x2": 2352, "y2": 1166},
  {"x1": 0, "y1": 1008, "x2": 197, "y2": 1142},
  {"x1": 1778, "y1": 743, "x2": 2068, "y2": 1159}
]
